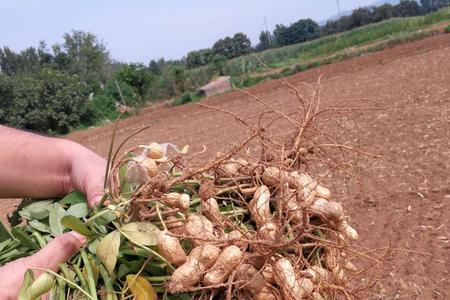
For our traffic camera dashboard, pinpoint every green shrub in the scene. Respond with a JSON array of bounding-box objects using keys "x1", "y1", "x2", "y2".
[
  {"x1": 3, "y1": 69, "x2": 95, "y2": 134},
  {"x1": 172, "y1": 92, "x2": 202, "y2": 106},
  {"x1": 91, "y1": 79, "x2": 140, "y2": 121},
  {"x1": 445, "y1": 25, "x2": 450, "y2": 33}
]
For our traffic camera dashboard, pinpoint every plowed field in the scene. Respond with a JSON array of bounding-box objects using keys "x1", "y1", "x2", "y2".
[{"x1": 3, "y1": 33, "x2": 450, "y2": 299}]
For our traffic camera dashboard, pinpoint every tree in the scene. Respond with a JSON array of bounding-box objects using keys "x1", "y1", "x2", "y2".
[
  {"x1": 0, "y1": 42, "x2": 56, "y2": 77},
  {"x1": 231, "y1": 33, "x2": 252, "y2": 57},
  {"x1": 0, "y1": 74, "x2": 14, "y2": 124},
  {"x1": 186, "y1": 48, "x2": 213, "y2": 68},
  {"x1": 420, "y1": 0, "x2": 450, "y2": 12},
  {"x1": 395, "y1": 0, "x2": 421, "y2": 17},
  {"x1": 349, "y1": 7, "x2": 373, "y2": 28},
  {"x1": 148, "y1": 58, "x2": 167, "y2": 76},
  {"x1": 371, "y1": 4, "x2": 396, "y2": 22},
  {"x1": 274, "y1": 19, "x2": 320, "y2": 46},
  {"x1": 256, "y1": 30, "x2": 272, "y2": 51},
  {"x1": 55, "y1": 30, "x2": 111, "y2": 91},
  {"x1": 0, "y1": 47, "x2": 21, "y2": 76},
  {"x1": 212, "y1": 33, "x2": 252, "y2": 59},
  {"x1": 115, "y1": 63, "x2": 153, "y2": 101}
]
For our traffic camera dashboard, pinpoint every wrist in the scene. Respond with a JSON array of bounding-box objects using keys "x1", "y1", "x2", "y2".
[{"x1": 56, "y1": 139, "x2": 80, "y2": 195}]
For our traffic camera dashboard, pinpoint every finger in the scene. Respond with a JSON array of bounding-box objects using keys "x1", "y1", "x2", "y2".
[
  {"x1": 22, "y1": 231, "x2": 86, "y2": 271},
  {"x1": 0, "y1": 232, "x2": 86, "y2": 297},
  {"x1": 87, "y1": 190, "x2": 104, "y2": 207}
]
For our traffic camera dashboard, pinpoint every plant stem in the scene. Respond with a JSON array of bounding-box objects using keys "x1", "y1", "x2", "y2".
[
  {"x1": 32, "y1": 268, "x2": 95, "y2": 300},
  {"x1": 221, "y1": 208, "x2": 247, "y2": 216},
  {"x1": 57, "y1": 277, "x2": 66, "y2": 300},
  {"x1": 59, "y1": 263, "x2": 76, "y2": 289},
  {"x1": 73, "y1": 264, "x2": 88, "y2": 292},
  {"x1": 32, "y1": 231, "x2": 47, "y2": 248},
  {"x1": 80, "y1": 249, "x2": 99, "y2": 300},
  {"x1": 143, "y1": 275, "x2": 171, "y2": 282},
  {"x1": 99, "y1": 264, "x2": 117, "y2": 300}
]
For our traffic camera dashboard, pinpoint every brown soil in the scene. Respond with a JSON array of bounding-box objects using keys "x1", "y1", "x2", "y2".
[{"x1": 2, "y1": 33, "x2": 450, "y2": 299}]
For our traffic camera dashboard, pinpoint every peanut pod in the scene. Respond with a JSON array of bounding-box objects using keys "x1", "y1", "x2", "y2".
[
  {"x1": 168, "y1": 244, "x2": 220, "y2": 293},
  {"x1": 157, "y1": 230, "x2": 187, "y2": 266},
  {"x1": 161, "y1": 192, "x2": 190, "y2": 211},
  {"x1": 204, "y1": 245, "x2": 242, "y2": 285},
  {"x1": 249, "y1": 185, "x2": 272, "y2": 228},
  {"x1": 235, "y1": 264, "x2": 277, "y2": 300},
  {"x1": 274, "y1": 258, "x2": 314, "y2": 299},
  {"x1": 185, "y1": 214, "x2": 216, "y2": 246}
]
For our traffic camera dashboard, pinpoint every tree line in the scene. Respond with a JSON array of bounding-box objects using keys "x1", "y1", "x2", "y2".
[
  {"x1": 0, "y1": 0, "x2": 449, "y2": 134},
  {"x1": 0, "y1": 31, "x2": 206, "y2": 133},
  {"x1": 187, "y1": 0, "x2": 448, "y2": 66}
]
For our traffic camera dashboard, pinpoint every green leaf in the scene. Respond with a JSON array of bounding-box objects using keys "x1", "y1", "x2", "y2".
[
  {"x1": 0, "y1": 248, "x2": 20, "y2": 262},
  {"x1": 88, "y1": 238, "x2": 100, "y2": 255},
  {"x1": 11, "y1": 227, "x2": 38, "y2": 250},
  {"x1": 61, "y1": 215, "x2": 95, "y2": 237},
  {"x1": 29, "y1": 272, "x2": 54, "y2": 300},
  {"x1": 60, "y1": 191, "x2": 87, "y2": 205},
  {"x1": 21, "y1": 200, "x2": 54, "y2": 220},
  {"x1": 126, "y1": 275, "x2": 157, "y2": 300},
  {"x1": 94, "y1": 211, "x2": 117, "y2": 226},
  {"x1": 0, "y1": 239, "x2": 11, "y2": 252},
  {"x1": 18, "y1": 210, "x2": 31, "y2": 221},
  {"x1": 118, "y1": 259, "x2": 145, "y2": 278},
  {"x1": 66, "y1": 203, "x2": 89, "y2": 218},
  {"x1": 120, "y1": 222, "x2": 159, "y2": 246},
  {"x1": 118, "y1": 264, "x2": 130, "y2": 278},
  {"x1": 28, "y1": 220, "x2": 52, "y2": 234},
  {"x1": 97, "y1": 230, "x2": 120, "y2": 275},
  {"x1": 0, "y1": 238, "x2": 20, "y2": 254},
  {"x1": 48, "y1": 203, "x2": 66, "y2": 235},
  {"x1": 0, "y1": 220, "x2": 11, "y2": 242}
]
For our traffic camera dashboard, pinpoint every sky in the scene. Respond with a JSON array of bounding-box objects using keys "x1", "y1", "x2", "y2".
[{"x1": 0, "y1": 0, "x2": 379, "y2": 63}]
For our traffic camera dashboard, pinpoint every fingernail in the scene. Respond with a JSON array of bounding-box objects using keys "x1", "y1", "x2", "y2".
[
  {"x1": 68, "y1": 231, "x2": 88, "y2": 245},
  {"x1": 90, "y1": 195, "x2": 103, "y2": 207}
]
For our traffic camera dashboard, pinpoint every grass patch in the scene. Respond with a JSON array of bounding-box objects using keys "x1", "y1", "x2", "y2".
[
  {"x1": 232, "y1": 28, "x2": 441, "y2": 89},
  {"x1": 171, "y1": 91, "x2": 203, "y2": 106},
  {"x1": 445, "y1": 24, "x2": 450, "y2": 33},
  {"x1": 224, "y1": 7, "x2": 450, "y2": 77}
]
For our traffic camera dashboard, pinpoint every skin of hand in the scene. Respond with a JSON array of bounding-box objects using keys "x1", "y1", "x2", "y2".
[{"x1": 0, "y1": 125, "x2": 107, "y2": 299}]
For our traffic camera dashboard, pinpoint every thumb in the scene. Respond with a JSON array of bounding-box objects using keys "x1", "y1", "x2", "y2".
[
  {"x1": 87, "y1": 191, "x2": 104, "y2": 207},
  {"x1": 0, "y1": 232, "x2": 86, "y2": 297},
  {"x1": 27, "y1": 231, "x2": 86, "y2": 271}
]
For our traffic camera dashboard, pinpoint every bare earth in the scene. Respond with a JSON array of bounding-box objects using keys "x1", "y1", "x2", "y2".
[{"x1": 2, "y1": 34, "x2": 450, "y2": 299}]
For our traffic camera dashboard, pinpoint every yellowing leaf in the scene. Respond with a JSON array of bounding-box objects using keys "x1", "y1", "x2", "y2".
[
  {"x1": 97, "y1": 230, "x2": 120, "y2": 275},
  {"x1": 120, "y1": 222, "x2": 159, "y2": 246},
  {"x1": 126, "y1": 275, "x2": 157, "y2": 300}
]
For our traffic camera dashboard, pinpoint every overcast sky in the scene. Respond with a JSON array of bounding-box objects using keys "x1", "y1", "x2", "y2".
[{"x1": 0, "y1": 0, "x2": 378, "y2": 63}]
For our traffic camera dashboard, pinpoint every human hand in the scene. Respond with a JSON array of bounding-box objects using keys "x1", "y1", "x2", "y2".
[
  {"x1": 0, "y1": 132, "x2": 107, "y2": 298},
  {"x1": 65, "y1": 142, "x2": 108, "y2": 207},
  {"x1": 0, "y1": 232, "x2": 86, "y2": 299}
]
